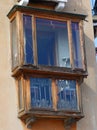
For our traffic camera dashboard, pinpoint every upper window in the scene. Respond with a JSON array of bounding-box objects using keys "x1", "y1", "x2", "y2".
[
  {"x1": 23, "y1": 15, "x2": 83, "y2": 69},
  {"x1": 11, "y1": 12, "x2": 85, "y2": 72},
  {"x1": 35, "y1": 18, "x2": 70, "y2": 67}
]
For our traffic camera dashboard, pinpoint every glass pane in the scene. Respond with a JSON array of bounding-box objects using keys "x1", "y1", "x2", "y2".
[
  {"x1": 30, "y1": 78, "x2": 52, "y2": 109},
  {"x1": 36, "y1": 18, "x2": 70, "y2": 67},
  {"x1": 57, "y1": 80, "x2": 78, "y2": 111},
  {"x1": 11, "y1": 18, "x2": 19, "y2": 69},
  {"x1": 23, "y1": 15, "x2": 33, "y2": 64},
  {"x1": 18, "y1": 79, "x2": 23, "y2": 110},
  {"x1": 72, "y1": 22, "x2": 83, "y2": 68}
]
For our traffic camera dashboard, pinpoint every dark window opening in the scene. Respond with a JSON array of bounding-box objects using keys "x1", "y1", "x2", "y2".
[
  {"x1": 36, "y1": 18, "x2": 70, "y2": 67},
  {"x1": 30, "y1": 78, "x2": 52, "y2": 108}
]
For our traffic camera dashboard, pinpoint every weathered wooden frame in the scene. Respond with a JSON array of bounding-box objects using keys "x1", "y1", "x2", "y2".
[
  {"x1": 7, "y1": 5, "x2": 87, "y2": 126},
  {"x1": 8, "y1": 5, "x2": 87, "y2": 77},
  {"x1": 16, "y1": 73, "x2": 84, "y2": 123}
]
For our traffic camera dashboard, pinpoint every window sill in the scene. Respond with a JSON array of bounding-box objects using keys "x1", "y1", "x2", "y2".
[
  {"x1": 12, "y1": 65, "x2": 88, "y2": 79},
  {"x1": 18, "y1": 109, "x2": 84, "y2": 127}
]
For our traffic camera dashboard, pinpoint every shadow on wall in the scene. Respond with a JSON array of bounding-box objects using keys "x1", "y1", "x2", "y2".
[
  {"x1": 18, "y1": 35, "x2": 97, "y2": 130},
  {"x1": 78, "y1": 82, "x2": 97, "y2": 130},
  {"x1": 84, "y1": 33, "x2": 97, "y2": 88},
  {"x1": 77, "y1": 32, "x2": 97, "y2": 130},
  {"x1": 84, "y1": 33, "x2": 96, "y2": 67}
]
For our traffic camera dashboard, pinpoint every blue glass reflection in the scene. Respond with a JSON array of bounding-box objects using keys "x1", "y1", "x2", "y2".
[
  {"x1": 57, "y1": 80, "x2": 78, "y2": 111},
  {"x1": 23, "y1": 15, "x2": 33, "y2": 64},
  {"x1": 36, "y1": 18, "x2": 70, "y2": 67},
  {"x1": 30, "y1": 78, "x2": 52, "y2": 108},
  {"x1": 72, "y1": 22, "x2": 83, "y2": 68}
]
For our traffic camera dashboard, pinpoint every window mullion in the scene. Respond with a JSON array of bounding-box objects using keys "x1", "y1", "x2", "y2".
[
  {"x1": 76, "y1": 80, "x2": 81, "y2": 112},
  {"x1": 52, "y1": 79, "x2": 58, "y2": 110},
  {"x1": 67, "y1": 20, "x2": 74, "y2": 69},
  {"x1": 25, "y1": 77, "x2": 31, "y2": 110},
  {"x1": 32, "y1": 16, "x2": 38, "y2": 65}
]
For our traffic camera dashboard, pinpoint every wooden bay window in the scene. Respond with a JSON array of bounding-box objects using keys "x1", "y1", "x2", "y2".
[
  {"x1": 8, "y1": 5, "x2": 87, "y2": 126},
  {"x1": 16, "y1": 74, "x2": 83, "y2": 121},
  {"x1": 8, "y1": 6, "x2": 87, "y2": 72}
]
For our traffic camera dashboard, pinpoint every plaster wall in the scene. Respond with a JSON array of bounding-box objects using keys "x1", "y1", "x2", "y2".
[
  {"x1": 77, "y1": 0, "x2": 97, "y2": 130},
  {"x1": 63, "y1": 0, "x2": 86, "y2": 15},
  {"x1": 0, "y1": 0, "x2": 96, "y2": 130},
  {"x1": 0, "y1": 1, "x2": 23, "y2": 130}
]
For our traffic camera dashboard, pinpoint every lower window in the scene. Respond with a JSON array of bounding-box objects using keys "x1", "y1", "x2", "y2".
[
  {"x1": 30, "y1": 78, "x2": 52, "y2": 109},
  {"x1": 30, "y1": 77, "x2": 78, "y2": 111}
]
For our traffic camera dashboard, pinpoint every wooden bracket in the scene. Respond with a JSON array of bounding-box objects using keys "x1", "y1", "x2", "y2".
[
  {"x1": 26, "y1": 117, "x2": 36, "y2": 129},
  {"x1": 64, "y1": 117, "x2": 76, "y2": 129}
]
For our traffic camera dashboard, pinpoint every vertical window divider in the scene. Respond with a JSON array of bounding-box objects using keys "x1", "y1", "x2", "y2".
[
  {"x1": 76, "y1": 80, "x2": 81, "y2": 112},
  {"x1": 16, "y1": 11, "x2": 21, "y2": 66},
  {"x1": 32, "y1": 16, "x2": 38, "y2": 66},
  {"x1": 67, "y1": 20, "x2": 74, "y2": 69},
  {"x1": 51, "y1": 79, "x2": 58, "y2": 111},
  {"x1": 26, "y1": 76, "x2": 32, "y2": 110}
]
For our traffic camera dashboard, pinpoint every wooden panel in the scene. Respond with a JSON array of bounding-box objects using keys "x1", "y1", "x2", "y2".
[
  {"x1": 67, "y1": 20, "x2": 74, "y2": 69},
  {"x1": 76, "y1": 80, "x2": 82, "y2": 112},
  {"x1": 32, "y1": 16, "x2": 38, "y2": 65},
  {"x1": 19, "y1": 13, "x2": 25, "y2": 65},
  {"x1": 52, "y1": 79, "x2": 58, "y2": 110},
  {"x1": 16, "y1": 11, "x2": 21, "y2": 65},
  {"x1": 25, "y1": 77, "x2": 31, "y2": 110},
  {"x1": 79, "y1": 21, "x2": 87, "y2": 71}
]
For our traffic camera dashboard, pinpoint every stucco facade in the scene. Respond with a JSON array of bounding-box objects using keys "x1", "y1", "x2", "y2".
[{"x1": 0, "y1": 0, "x2": 97, "y2": 130}]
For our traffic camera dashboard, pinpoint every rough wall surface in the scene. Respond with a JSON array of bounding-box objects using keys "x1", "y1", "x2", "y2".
[
  {"x1": 0, "y1": 0, "x2": 96, "y2": 130},
  {"x1": 77, "y1": 0, "x2": 97, "y2": 130},
  {"x1": 63, "y1": 0, "x2": 87, "y2": 15},
  {"x1": 0, "y1": 1, "x2": 24, "y2": 130}
]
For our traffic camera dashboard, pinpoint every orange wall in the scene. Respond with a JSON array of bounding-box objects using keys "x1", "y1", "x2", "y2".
[
  {"x1": 23, "y1": 119, "x2": 76, "y2": 130},
  {"x1": 0, "y1": 0, "x2": 97, "y2": 130}
]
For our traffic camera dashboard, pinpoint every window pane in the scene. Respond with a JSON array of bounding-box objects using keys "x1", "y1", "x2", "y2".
[
  {"x1": 23, "y1": 15, "x2": 33, "y2": 64},
  {"x1": 72, "y1": 22, "x2": 83, "y2": 68},
  {"x1": 36, "y1": 18, "x2": 70, "y2": 67},
  {"x1": 57, "y1": 80, "x2": 78, "y2": 111},
  {"x1": 11, "y1": 18, "x2": 19, "y2": 69},
  {"x1": 18, "y1": 79, "x2": 23, "y2": 110},
  {"x1": 30, "y1": 78, "x2": 52, "y2": 109}
]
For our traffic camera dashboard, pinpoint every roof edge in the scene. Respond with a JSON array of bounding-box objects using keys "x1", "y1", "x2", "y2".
[{"x1": 7, "y1": 5, "x2": 87, "y2": 20}]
